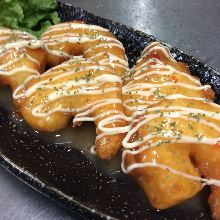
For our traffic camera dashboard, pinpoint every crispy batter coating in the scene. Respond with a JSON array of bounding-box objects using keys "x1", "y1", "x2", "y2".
[
  {"x1": 0, "y1": 27, "x2": 46, "y2": 108},
  {"x1": 42, "y1": 21, "x2": 128, "y2": 76},
  {"x1": 18, "y1": 59, "x2": 127, "y2": 159},
  {"x1": 3, "y1": 23, "x2": 219, "y2": 219},
  {"x1": 0, "y1": 23, "x2": 129, "y2": 159},
  {"x1": 27, "y1": 21, "x2": 129, "y2": 159},
  {"x1": 122, "y1": 42, "x2": 220, "y2": 219}
]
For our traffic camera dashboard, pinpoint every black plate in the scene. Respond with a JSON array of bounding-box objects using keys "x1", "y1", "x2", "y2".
[{"x1": 0, "y1": 2, "x2": 220, "y2": 220}]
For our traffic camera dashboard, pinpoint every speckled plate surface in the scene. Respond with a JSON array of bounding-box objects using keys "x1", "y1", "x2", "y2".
[{"x1": 0, "y1": 2, "x2": 219, "y2": 220}]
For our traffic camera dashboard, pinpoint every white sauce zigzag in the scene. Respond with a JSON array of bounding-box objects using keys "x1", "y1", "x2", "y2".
[
  {"x1": 42, "y1": 22, "x2": 129, "y2": 71},
  {"x1": 14, "y1": 59, "x2": 130, "y2": 142},
  {"x1": 0, "y1": 28, "x2": 43, "y2": 94},
  {"x1": 4, "y1": 25, "x2": 220, "y2": 189},
  {"x1": 121, "y1": 42, "x2": 220, "y2": 188}
]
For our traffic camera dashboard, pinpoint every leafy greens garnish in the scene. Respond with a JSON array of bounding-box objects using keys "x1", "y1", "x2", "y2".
[{"x1": 0, "y1": 0, "x2": 60, "y2": 38}]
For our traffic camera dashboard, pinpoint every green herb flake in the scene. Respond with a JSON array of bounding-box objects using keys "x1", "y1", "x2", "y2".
[
  {"x1": 196, "y1": 133, "x2": 204, "y2": 142},
  {"x1": 187, "y1": 122, "x2": 194, "y2": 130}
]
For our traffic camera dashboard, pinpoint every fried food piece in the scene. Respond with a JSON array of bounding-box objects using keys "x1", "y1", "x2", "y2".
[
  {"x1": 122, "y1": 42, "x2": 220, "y2": 218},
  {"x1": 38, "y1": 21, "x2": 129, "y2": 158},
  {"x1": 191, "y1": 145, "x2": 220, "y2": 220},
  {"x1": 42, "y1": 21, "x2": 128, "y2": 76},
  {"x1": 0, "y1": 27, "x2": 46, "y2": 107},
  {"x1": 16, "y1": 58, "x2": 127, "y2": 159},
  {"x1": 123, "y1": 42, "x2": 213, "y2": 116}
]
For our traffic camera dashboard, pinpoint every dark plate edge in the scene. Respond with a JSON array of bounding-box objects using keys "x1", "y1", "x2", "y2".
[
  {"x1": 0, "y1": 2, "x2": 219, "y2": 220},
  {"x1": 0, "y1": 154, "x2": 114, "y2": 220}
]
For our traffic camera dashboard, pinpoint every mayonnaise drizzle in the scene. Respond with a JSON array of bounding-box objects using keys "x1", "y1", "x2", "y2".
[
  {"x1": 13, "y1": 57, "x2": 129, "y2": 142},
  {"x1": 44, "y1": 35, "x2": 122, "y2": 46},
  {"x1": 84, "y1": 42, "x2": 125, "y2": 53},
  {"x1": 121, "y1": 42, "x2": 220, "y2": 188},
  {"x1": 0, "y1": 28, "x2": 43, "y2": 95},
  {"x1": 121, "y1": 156, "x2": 220, "y2": 188},
  {"x1": 89, "y1": 145, "x2": 97, "y2": 155},
  {"x1": 42, "y1": 22, "x2": 128, "y2": 72},
  {"x1": 130, "y1": 63, "x2": 201, "y2": 85},
  {"x1": 5, "y1": 23, "x2": 220, "y2": 189},
  {"x1": 42, "y1": 23, "x2": 109, "y2": 35}
]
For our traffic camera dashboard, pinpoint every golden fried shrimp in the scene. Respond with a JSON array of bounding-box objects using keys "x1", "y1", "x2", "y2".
[
  {"x1": 15, "y1": 58, "x2": 128, "y2": 159},
  {"x1": 122, "y1": 42, "x2": 213, "y2": 117},
  {"x1": 0, "y1": 27, "x2": 46, "y2": 107},
  {"x1": 191, "y1": 145, "x2": 220, "y2": 220},
  {"x1": 41, "y1": 21, "x2": 128, "y2": 76},
  {"x1": 37, "y1": 21, "x2": 129, "y2": 158},
  {"x1": 122, "y1": 42, "x2": 220, "y2": 219}
]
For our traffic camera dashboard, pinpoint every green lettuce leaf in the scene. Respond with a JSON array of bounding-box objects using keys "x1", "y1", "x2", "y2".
[{"x1": 0, "y1": 0, "x2": 60, "y2": 38}]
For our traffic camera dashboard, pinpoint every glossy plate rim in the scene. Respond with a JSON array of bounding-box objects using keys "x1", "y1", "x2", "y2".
[{"x1": 0, "y1": 2, "x2": 219, "y2": 220}]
